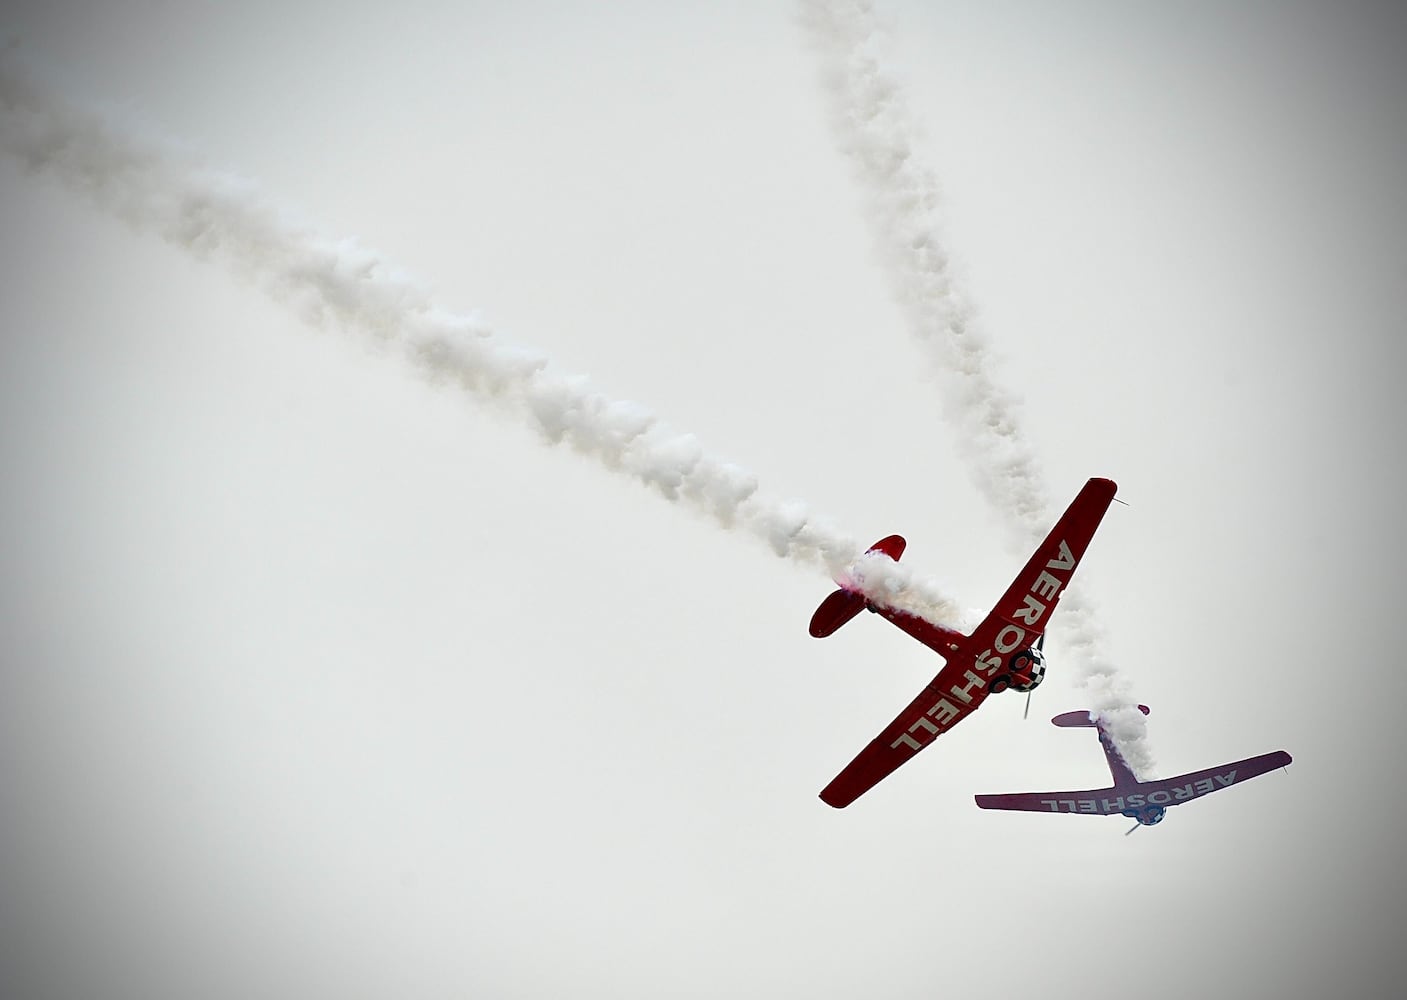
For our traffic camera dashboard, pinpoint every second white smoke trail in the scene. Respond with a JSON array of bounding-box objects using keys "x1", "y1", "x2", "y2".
[{"x1": 798, "y1": 0, "x2": 1155, "y2": 775}]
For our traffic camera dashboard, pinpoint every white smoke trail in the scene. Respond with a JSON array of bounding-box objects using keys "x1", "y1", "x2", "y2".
[
  {"x1": 0, "y1": 57, "x2": 968, "y2": 626},
  {"x1": 799, "y1": 0, "x2": 1155, "y2": 776},
  {"x1": 798, "y1": 0, "x2": 1051, "y2": 547}
]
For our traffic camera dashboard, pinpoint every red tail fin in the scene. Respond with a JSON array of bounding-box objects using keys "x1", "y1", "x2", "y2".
[{"x1": 808, "y1": 535, "x2": 905, "y2": 638}]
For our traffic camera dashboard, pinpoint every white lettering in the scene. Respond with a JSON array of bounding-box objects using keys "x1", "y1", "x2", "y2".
[
  {"x1": 994, "y1": 624, "x2": 1025, "y2": 654},
  {"x1": 1077, "y1": 800, "x2": 1098, "y2": 813},
  {"x1": 974, "y1": 650, "x2": 1002, "y2": 675},
  {"x1": 926, "y1": 699, "x2": 960, "y2": 726},
  {"x1": 1148, "y1": 790, "x2": 1173, "y2": 805},
  {"x1": 891, "y1": 732, "x2": 921, "y2": 751},
  {"x1": 1031, "y1": 570, "x2": 1062, "y2": 600},
  {"x1": 1058, "y1": 800, "x2": 1078, "y2": 812},
  {"x1": 1013, "y1": 593, "x2": 1047, "y2": 625},
  {"x1": 1216, "y1": 771, "x2": 1237, "y2": 787},
  {"x1": 1100, "y1": 797, "x2": 1126, "y2": 813},
  {"x1": 949, "y1": 670, "x2": 986, "y2": 704},
  {"x1": 1126, "y1": 794, "x2": 1145, "y2": 808},
  {"x1": 1040, "y1": 800, "x2": 1060, "y2": 812},
  {"x1": 1046, "y1": 540, "x2": 1075, "y2": 572},
  {"x1": 1194, "y1": 778, "x2": 1215, "y2": 795},
  {"x1": 909, "y1": 716, "x2": 939, "y2": 737},
  {"x1": 1173, "y1": 784, "x2": 1195, "y2": 801}
]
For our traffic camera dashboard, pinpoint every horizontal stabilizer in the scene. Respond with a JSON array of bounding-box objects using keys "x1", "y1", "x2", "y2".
[
  {"x1": 809, "y1": 589, "x2": 867, "y2": 638},
  {"x1": 1051, "y1": 704, "x2": 1149, "y2": 727},
  {"x1": 808, "y1": 535, "x2": 905, "y2": 638}
]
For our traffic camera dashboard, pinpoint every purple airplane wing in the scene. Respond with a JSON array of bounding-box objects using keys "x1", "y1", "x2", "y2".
[{"x1": 975, "y1": 749, "x2": 1293, "y2": 817}]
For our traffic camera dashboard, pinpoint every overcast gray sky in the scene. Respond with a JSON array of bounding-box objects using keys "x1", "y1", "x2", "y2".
[{"x1": 2, "y1": 3, "x2": 1405, "y2": 998}]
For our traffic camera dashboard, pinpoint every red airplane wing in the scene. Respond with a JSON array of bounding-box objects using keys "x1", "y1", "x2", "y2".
[
  {"x1": 974, "y1": 751, "x2": 1293, "y2": 816},
  {"x1": 819, "y1": 478, "x2": 1119, "y2": 808},
  {"x1": 820, "y1": 657, "x2": 992, "y2": 808},
  {"x1": 962, "y1": 477, "x2": 1117, "y2": 658}
]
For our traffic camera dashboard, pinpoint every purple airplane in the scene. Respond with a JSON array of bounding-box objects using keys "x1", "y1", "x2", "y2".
[{"x1": 975, "y1": 705, "x2": 1292, "y2": 833}]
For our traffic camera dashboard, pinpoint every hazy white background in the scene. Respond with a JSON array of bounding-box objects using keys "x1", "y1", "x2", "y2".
[{"x1": 2, "y1": 2, "x2": 1404, "y2": 997}]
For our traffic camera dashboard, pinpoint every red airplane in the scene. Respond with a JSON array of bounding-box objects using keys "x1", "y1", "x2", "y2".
[
  {"x1": 812, "y1": 477, "x2": 1118, "y2": 808},
  {"x1": 975, "y1": 705, "x2": 1292, "y2": 832}
]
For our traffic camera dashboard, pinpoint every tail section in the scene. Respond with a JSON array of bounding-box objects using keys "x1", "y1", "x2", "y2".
[
  {"x1": 1094, "y1": 707, "x2": 1148, "y2": 788},
  {"x1": 1050, "y1": 705, "x2": 1149, "y2": 786},
  {"x1": 808, "y1": 535, "x2": 905, "y2": 638}
]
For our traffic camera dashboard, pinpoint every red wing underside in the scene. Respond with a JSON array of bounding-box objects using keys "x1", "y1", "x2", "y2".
[
  {"x1": 820, "y1": 659, "x2": 989, "y2": 808},
  {"x1": 961, "y1": 477, "x2": 1117, "y2": 656}
]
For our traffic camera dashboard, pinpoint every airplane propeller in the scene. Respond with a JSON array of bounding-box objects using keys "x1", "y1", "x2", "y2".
[{"x1": 1023, "y1": 633, "x2": 1045, "y2": 721}]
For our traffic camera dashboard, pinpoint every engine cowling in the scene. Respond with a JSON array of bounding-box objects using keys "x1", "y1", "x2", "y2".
[
  {"x1": 1138, "y1": 806, "x2": 1166, "y2": 826},
  {"x1": 1120, "y1": 805, "x2": 1166, "y2": 826},
  {"x1": 1007, "y1": 646, "x2": 1047, "y2": 693}
]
